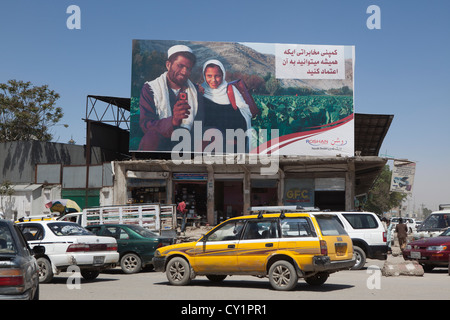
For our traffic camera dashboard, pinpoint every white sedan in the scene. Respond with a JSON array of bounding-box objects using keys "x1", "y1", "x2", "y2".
[{"x1": 17, "y1": 221, "x2": 119, "y2": 283}]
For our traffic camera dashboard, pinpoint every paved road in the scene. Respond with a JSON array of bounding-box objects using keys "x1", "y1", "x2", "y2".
[{"x1": 40, "y1": 259, "x2": 449, "y2": 301}]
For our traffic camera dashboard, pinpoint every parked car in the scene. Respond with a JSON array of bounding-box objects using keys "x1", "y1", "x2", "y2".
[
  {"x1": 332, "y1": 212, "x2": 387, "y2": 270},
  {"x1": 17, "y1": 221, "x2": 119, "y2": 283},
  {"x1": 403, "y1": 228, "x2": 450, "y2": 272},
  {"x1": 86, "y1": 224, "x2": 174, "y2": 273},
  {"x1": 413, "y1": 210, "x2": 450, "y2": 239},
  {"x1": 0, "y1": 220, "x2": 40, "y2": 300},
  {"x1": 153, "y1": 211, "x2": 355, "y2": 291}
]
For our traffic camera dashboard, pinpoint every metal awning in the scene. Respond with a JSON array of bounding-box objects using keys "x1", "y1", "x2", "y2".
[{"x1": 354, "y1": 113, "x2": 394, "y2": 156}]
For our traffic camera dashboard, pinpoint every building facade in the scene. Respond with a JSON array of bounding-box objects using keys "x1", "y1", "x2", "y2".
[{"x1": 111, "y1": 155, "x2": 386, "y2": 225}]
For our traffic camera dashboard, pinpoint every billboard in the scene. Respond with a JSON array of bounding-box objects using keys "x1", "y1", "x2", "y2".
[
  {"x1": 390, "y1": 160, "x2": 416, "y2": 194},
  {"x1": 130, "y1": 40, "x2": 354, "y2": 156}
]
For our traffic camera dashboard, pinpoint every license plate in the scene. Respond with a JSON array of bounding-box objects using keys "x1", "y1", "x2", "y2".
[
  {"x1": 93, "y1": 256, "x2": 105, "y2": 266},
  {"x1": 410, "y1": 251, "x2": 421, "y2": 259},
  {"x1": 335, "y1": 243, "x2": 347, "y2": 256}
]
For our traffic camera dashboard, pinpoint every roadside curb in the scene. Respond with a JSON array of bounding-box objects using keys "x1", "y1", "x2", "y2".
[{"x1": 381, "y1": 248, "x2": 424, "y2": 277}]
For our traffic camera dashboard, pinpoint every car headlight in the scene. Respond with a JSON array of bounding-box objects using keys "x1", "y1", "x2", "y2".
[
  {"x1": 426, "y1": 245, "x2": 447, "y2": 251},
  {"x1": 154, "y1": 249, "x2": 161, "y2": 257},
  {"x1": 405, "y1": 244, "x2": 412, "y2": 250}
]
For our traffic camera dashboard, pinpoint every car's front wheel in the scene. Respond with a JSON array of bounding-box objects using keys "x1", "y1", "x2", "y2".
[
  {"x1": 166, "y1": 257, "x2": 191, "y2": 286},
  {"x1": 268, "y1": 260, "x2": 298, "y2": 291}
]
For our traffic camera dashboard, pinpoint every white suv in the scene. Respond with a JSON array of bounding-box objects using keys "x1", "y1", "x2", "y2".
[
  {"x1": 331, "y1": 212, "x2": 387, "y2": 270},
  {"x1": 17, "y1": 221, "x2": 119, "y2": 283}
]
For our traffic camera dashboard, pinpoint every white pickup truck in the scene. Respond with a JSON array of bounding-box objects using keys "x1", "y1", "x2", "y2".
[{"x1": 59, "y1": 203, "x2": 177, "y2": 237}]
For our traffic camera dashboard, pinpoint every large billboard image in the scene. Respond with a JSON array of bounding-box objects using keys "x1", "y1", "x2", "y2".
[{"x1": 130, "y1": 40, "x2": 355, "y2": 156}]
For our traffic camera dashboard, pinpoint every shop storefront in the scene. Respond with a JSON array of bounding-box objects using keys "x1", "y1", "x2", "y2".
[
  {"x1": 173, "y1": 173, "x2": 207, "y2": 223},
  {"x1": 283, "y1": 177, "x2": 345, "y2": 211},
  {"x1": 250, "y1": 179, "x2": 278, "y2": 207},
  {"x1": 126, "y1": 171, "x2": 168, "y2": 204},
  {"x1": 113, "y1": 156, "x2": 386, "y2": 226},
  {"x1": 214, "y1": 176, "x2": 244, "y2": 224}
]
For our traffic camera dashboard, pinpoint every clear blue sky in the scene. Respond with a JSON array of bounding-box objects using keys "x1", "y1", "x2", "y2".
[{"x1": 1, "y1": 0, "x2": 449, "y2": 212}]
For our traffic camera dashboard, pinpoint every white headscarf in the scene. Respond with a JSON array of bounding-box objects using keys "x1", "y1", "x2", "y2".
[
  {"x1": 201, "y1": 59, "x2": 230, "y2": 105},
  {"x1": 201, "y1": 59, "x2": 253, "y2": 132}
]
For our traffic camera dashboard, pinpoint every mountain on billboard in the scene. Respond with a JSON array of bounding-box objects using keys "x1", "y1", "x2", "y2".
[{"x1": 136, "y1": 40, "x2": 353, "y2": 92}]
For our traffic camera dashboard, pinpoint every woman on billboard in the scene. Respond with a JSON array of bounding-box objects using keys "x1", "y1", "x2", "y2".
[{"x1": 201, "y1": 59, "x2": 252, "y2": 154}]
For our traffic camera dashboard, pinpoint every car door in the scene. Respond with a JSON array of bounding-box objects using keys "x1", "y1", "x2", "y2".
[
  {"x1": 193, "y1": 219, "x2": 245, "y2": 274},
  {"x1": 236, "y1": 219, "x2": 280, "y2": 274},
  {"x1": 101, "y1": 226, "x2": 131, "y2": 254},
  {"x1": 18, "y1": 223, "x2": 45, "y2": 250}
]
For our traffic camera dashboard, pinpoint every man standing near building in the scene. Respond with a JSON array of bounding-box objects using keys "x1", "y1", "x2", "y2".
[
  {"x1": 138, "y1": 44, "x2": 204, "y2": 151},
  {"x1": 395, "y1": 218, "x2": 408, "y2": 250},
  {"x1": 177, "y1": 200, "x2": 188, "y2": 233}
]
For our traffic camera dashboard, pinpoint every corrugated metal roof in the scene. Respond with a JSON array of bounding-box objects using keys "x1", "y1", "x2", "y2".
[{"x1": 354, "y1": 113, "x2": 394, "y2": 156}]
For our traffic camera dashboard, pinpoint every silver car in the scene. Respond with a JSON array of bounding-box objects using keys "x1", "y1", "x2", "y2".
[{"x1": 0, "y1": 220, "x2": 40, "y2": 300}]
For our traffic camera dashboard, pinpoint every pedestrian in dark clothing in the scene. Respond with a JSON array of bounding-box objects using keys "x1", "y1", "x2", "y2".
[{"x1": 395, "y1": 218, "x2": 408, "y2": 250}]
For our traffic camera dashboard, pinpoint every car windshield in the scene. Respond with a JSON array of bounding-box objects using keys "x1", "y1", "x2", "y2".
[
  {"x1": 48, "y1": 222, "x2": 93, "y2": 236},
  {"x1": 315, "y1": 215, "x2": 348, "y2": 236},
  {"x1": 419, "y1": 214, "x2": 450, "y2": 231},
  {"x1": 0, "y1": 222, "x2": 17, "y2": 254},
  {"x1": 440, "y1": 228, "x2": 450, "y2": 236},
  {"x1": 127, "y1": 225, "x2": 159, "y2": 238}
]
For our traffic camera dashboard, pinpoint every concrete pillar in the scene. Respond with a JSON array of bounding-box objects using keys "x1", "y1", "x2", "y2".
[
  {"x1": 278, "y1": 169, "x2": 285, "y2": 206},
  {"x1": 345, "y1": 159, "x2": 355, "y2": 211},
  {"x1": 166, "y1": 172, "x2": 173, "y2": 205},
  {"x1": 206, "y1": 166, "x2": 215, "y2": 225},
  {"x1": 243, "y1": 167, "x2": 251, "y2": 215},
  {"x1": 113, "y1": 162, "x2": 128, "y2": 205}
]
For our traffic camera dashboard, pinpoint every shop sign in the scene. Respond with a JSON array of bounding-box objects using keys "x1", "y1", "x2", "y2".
[
  {"x1": 284, "y1": 179, "x2": 314, "y2": 207},
  {"x1": 173, "y1": 173, "x2": 208, "y2": 181}
]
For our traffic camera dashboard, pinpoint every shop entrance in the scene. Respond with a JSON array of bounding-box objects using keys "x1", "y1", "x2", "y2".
[
  {"x1": 251, "y1": 179, "x2": 278, "y2": 207},
  {"x1": 315, "y1": 191, "x2": 345, "y2": 211},
  {"x1": 214, "y1": 180, "x2": 243, "y2": 224},
  {"x1": 174, "y1": 182, "x2": 207, "y2": 223}
]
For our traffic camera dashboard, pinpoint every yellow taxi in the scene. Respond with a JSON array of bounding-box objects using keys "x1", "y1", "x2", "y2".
[{"x1": 153, "y1": 209, "x2": 355, "y2": 290}]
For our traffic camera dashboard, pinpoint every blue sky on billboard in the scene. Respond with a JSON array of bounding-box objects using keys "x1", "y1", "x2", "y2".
[{"x1": 0, "y1": 0, "x2": 449, "y2": 211}]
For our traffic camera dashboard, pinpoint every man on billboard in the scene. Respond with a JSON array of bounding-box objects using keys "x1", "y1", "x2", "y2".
[{"x1": 138, "y1": 45, "x2": 204, "y2": 151}]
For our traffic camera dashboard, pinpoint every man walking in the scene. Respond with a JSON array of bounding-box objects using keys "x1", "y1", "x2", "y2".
[{"x1": 395, "y1": 218, "x2": 408, "y2": 250}]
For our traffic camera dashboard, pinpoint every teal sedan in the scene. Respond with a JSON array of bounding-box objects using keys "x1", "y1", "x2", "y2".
[{"x1": 86, "y1": 224, "x2": 174, "y2": 274}]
